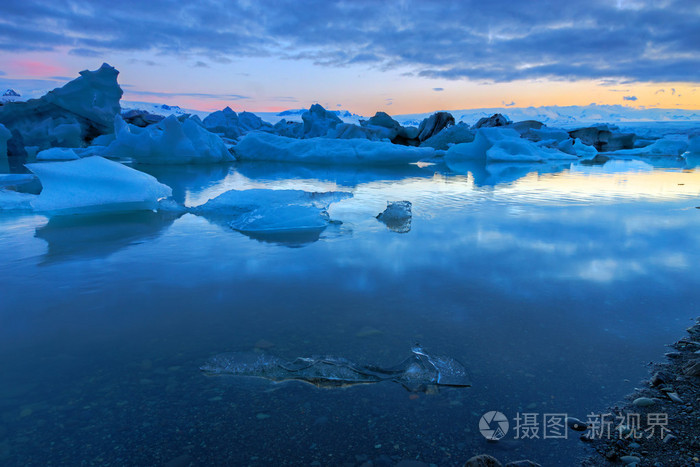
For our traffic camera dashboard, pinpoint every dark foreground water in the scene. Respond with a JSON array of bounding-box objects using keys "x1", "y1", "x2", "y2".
[{"x1": 1, "y1": 158, "x2": 699, "y2": 466}]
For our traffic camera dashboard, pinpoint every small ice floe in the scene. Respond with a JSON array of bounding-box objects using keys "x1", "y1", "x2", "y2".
[
  {"x1": 192, "y1": 189, "x2": 352, "y2": 243},
  {"x1": 26, "y1": 156, "x2": 172, "y2": 214},
  {"x1": 201, "y1": 345, "x2": 470, "y2": 393},
  {"x1": 376, "y1": 200, "x2": 412, "y2": 233}
]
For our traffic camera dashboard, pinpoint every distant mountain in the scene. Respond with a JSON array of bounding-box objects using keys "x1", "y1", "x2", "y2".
[
  {"x1": 277, "y1": 108, "x2": 360, "y2": 120},
  {"x1": 394, "y1": 105, "x2": 700, "y2": 128},
  {"x1": 120, "y1": 101, "x2": 207, "y2": 119},
  {"x1": 0, "y1": 89, "x2": 22, "y2": 103}
]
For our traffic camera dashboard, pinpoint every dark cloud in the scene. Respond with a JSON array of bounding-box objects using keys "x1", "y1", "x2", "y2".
[
  {"x1": 433, "y1": 87, "x2": 444, "y2": 91},
  {"x1": 0, "y1": 0, "x2": 697, "y2": 84},
  {"x1": 69, "y1": 48, "x2": 101, "y2": 57},
  {"x1": 503, "y1": 101, "x2": 516, "y2": 106},
  {"x1": 623, "y1": 95, "x2": 638, "y2": 101},
  {"x1": 194, "y1": 61, "x2": 209, "y2": 68}
]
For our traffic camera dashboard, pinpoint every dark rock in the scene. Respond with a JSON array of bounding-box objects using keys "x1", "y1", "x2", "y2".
[
  {"x1": 376, "y1": 201, "x2": 412, "y2": 233},
  {"x1": 474, "y1": 113, "x2": 512, "y2": 129},
  {"x1": 567, "y1": 417, "x2": 589, "y2": 431},
  {"x1": 684, "y1": 359, "x2": 700, "y2": 376},
  {"x1": 464, "y1": 454, "x2": 503, "y2": 467},
  {"x1": 651, "y1": 371, "x2": 668, "y2": 386},
  {"x1": 417, "y1": 112, "x2": 455, "y2": 141}
]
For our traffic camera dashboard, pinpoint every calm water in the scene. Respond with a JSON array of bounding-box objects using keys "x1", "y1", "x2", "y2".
[{"x1": 1, "y1": 158, "x2": 699, "y2": 466}]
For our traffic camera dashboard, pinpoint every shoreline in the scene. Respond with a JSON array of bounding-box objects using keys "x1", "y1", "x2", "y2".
[{"x1": 582, "y1": 317, "x2": 700, "y2": 466}]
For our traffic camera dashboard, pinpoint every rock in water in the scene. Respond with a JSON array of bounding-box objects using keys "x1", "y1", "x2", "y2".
[
  {"x1": 417, "y1": 112, "x2": 455, "y2": 141},
  {"x1": 0, "y1": 63, "x2": 123, "y2": 157},
  {"x1": 566, "y1": 417, "x2": 588, "y2": 431},
  {"x1": 376, "y1": 201, "x2": 412, "y2": 233},
  {"x1": 632, "y1": 397, "x2": 655, "y2": 407}
]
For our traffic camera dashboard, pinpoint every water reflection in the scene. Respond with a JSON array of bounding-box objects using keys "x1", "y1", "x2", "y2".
[{"x1": 35, "y1": 210, "x2": 183, "y2": 264}]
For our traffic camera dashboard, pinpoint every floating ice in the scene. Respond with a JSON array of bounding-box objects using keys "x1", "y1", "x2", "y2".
[
  {"x1": 420, "y1": 122, "x2": 474, "y2": 149},
  {"x1": 26, "y1": 156, "x2": 172, "y2": 214},
  {"x1": 0, "y1": 174, "x2": 36, "y2": 188},
  {"x1": 36, "y1": 147, "x2": 80, "y2": 161},
  {"x1": 603, "y1": 135, "x2": 689, "y2": 156},
  {"x1": 377, "y1": 201, "x2": 412, "y2": 233},
  {"x1": 98, "y1": 115, "x2": 234, "y2": 164},
  {"x1": 202, "y1": 107, "x2": 273, "y2": 140},
  {"x1": 234, "y1": 131, "x2": 437, "y2": 165},
  {"x1": 193, "y1": 188, "x2": 351, "y2": 234},
  {"x1": 445, "y1": 127, "x2": 577, "y2": 163},
  {"x1": 201, "y1": 345, "x2": 470, "y2": 393},
  {"x1": 0, "y1": 189, "x2": 35, "y2": 211},
  {"x1": 0, "y1": 123, "x2": 11, "y2": 158}
]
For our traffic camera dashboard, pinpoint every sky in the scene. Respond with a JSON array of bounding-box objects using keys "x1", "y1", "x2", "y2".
[{"x1": 0, "y1": 0, "x2": 698, "y2": 115}]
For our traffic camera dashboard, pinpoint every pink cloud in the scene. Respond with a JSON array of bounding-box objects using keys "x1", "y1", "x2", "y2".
[{"x1": 8, "y1": 59, "x2": 67, "y2": 78}]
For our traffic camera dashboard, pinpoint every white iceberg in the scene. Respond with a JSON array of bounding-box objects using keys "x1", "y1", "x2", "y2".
[
  {"x1": 193, "y1": 188, "x2": 351, "y2": 233},
  {"x1": 603, "y1": 135, "x2": 689, "y2": 156},
  {"x1": 99, "y1": 115, "x2": 234, "y2": 164},
  {"x1": 445, "y1": 127, "x2": 577, "y2": 163},
  {"x1": 26, "y1": 156, "x2": 172, "y2": 213},
  {"x1": 234, "y1": 131, "x2": 437, "y2": 165},
  {"x1": 36, "y1": 147, "x2": 80, "y2": 161}
]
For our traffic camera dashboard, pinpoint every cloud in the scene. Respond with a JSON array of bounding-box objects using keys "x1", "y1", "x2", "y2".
[
  {"x1": 623, "y1": 95, "x2": 638, "y2": 101},
  {"x1": 432, "y1": 87, "x2": 444, "y2": 91},
  {"x1": 0, "y1": 0, "x2": 698, "y2": 84},
  {"x1": 0, "y1": 70, "x2": 5, "y2": 76},
  {"x1": 194, "y1": 61, "x2": 209, "y2": 68},
  {"x1": 503, "y1": 101, "x2": 516, "y2": 106},
  {"x1": 68, "y1": 48, "x2": 101, "y2": 57},
  {"x1": 124, "y1": 89, "x2": 250, "y2": 100}
]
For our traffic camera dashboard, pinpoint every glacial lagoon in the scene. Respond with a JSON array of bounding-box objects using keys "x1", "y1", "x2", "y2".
[{"x1": 1, "y1": 159, "x2": 699, "y2": 465}]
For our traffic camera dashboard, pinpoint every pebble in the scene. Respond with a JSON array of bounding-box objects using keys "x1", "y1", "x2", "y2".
[
  {"x1": 633, "y1": 397, "x2": 655, "y2": 407},
  {"x1": 464, "y1": 454, "x2": 502, "y2": 467},
  {"x1": 567, "y1": 417, "x2": 588, "y2": 431},
  {"x1": 620, "y1": 455, "x2": 641, "y2": 465},
  {"x1": 256, "y1": 413, "x2": 270, "y2": 420},
  {"x1": 663, "y1": 434, "x2": 677, "y2": 443},
  {"x1": 667, "y1": 392, "x2": 684, "y2": 403}
]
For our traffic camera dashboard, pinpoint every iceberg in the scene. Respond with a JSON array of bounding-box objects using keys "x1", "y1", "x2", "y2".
[
  {"x1": 36, "y1": 147, "x2": 80, "y2": 161},
  {"x1": 0, "y1": 189, "x2": 35, "y2": 211},
  {"x1": 417, "y1": 112, "x2": 455, "y2": 141},
  {"x1": 99, "y1": 115, "x2": 234, "y2": 164},
  {"x1": 26, "y1": 156, "x2": 172, "y2": 214},
  {"x1": 201, "y1": 345, "x2": 471, "y2": 393},
  {"x1": 301, "y1": 104, "x2": 342, "y2": 138},
  {"x1": 445, "y1": 127, "x2": 577, "y2": 163},
  {"x1": 0, "y1": 63, "x2": 122, "y2": 157},
  {"x1": 193, "y1": 188, "x2": 351, "y2": 237},
  {"x1": 376, "y1": 201, "x2": 412, "y2": 233},
  {"x1": 234, "y1": 131, "x2": 437, "y2": 165},
  {"x1": 202, "y1": 106, "x2": 273, "y2": 140},
  {"x1": 603, "y1": 135, "x2": 689, "y2": 156},
  {"x1": 420, "y1": 122, "x2": 474, "y2": 149}
]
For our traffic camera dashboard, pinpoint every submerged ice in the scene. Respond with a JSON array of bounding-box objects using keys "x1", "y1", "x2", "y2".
[{"x1": 201, "y1": 345, "x2": 470, "y2": 393}]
